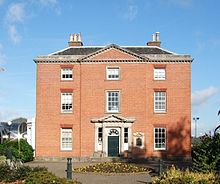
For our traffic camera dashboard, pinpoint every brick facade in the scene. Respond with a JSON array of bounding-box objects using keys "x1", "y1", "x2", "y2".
[{"x1": 35, "y1": 37, "x2": 192, "y2": 160}]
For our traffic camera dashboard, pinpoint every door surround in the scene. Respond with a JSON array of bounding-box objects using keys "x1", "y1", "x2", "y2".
[{"x1": 91, "y1": 114, "x2": 135, "y2": 157}]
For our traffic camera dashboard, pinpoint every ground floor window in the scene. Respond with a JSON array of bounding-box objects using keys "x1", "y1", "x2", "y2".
[
  {"x1": 124, "y1": 128, "x2": 128, "y2": 143},
  {"x1": 98, "y1": 127, "x2": 103, "y2": 141},
  {"x1": 61, "y1": 128, "x2": 72, "y2": 151},
  {"x1": 154, "y1": 127, "x2": 166, "y2": 150}
]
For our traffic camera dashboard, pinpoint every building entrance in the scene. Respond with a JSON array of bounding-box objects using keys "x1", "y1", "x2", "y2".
[{"x1": 108, "y1": 136, "x2": 119, "y2": 157}]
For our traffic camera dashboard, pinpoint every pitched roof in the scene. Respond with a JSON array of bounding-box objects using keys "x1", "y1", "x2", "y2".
[
  {"x1": 79, "y1": 44, "x2": 147, "y2": 61},
  {"x1": 52, "y1": 45, "x2": 172, "y2": 56},
  {"x1": 34, "y1": 44, "x2": 192, "y2": 63}
]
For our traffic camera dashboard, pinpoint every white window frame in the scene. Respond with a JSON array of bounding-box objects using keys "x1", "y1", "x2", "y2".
[
  {"x1": 61, "y1": 68, "x2": 73, "y2": 81},
  {"x1": 106, "y1": 90, "x2": 120, "y2": 113},
  {"x1": 106, "y1": 67, "x2": 120, "y2": 80},
  {"x1": 154, "y1": 128, "x2": 166, "y2": 150},
  {"x1": 154, "y1": 91, "x2": 166, "y2": 113},
  {"x1": 61, "y1": 128, "x2": 72, "y2": 151},
  {"x1": 154, "y1": 68, "x2": 165, "y2": 80},
  {"x1": 61, "y1": 93, "x2": 73, "y2": 113}
]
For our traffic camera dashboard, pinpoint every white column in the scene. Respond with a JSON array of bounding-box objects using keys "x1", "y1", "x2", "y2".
[
  {"x1": 121, "y1": 126, "x2": 124, "y2": 153},
  {"x1": 102, "y1": 125, "x2": 107, "y2": 156},
  {"x1": 94, "y1": 125, "x2": 98, "y2": 152},
  {"x1": 128, "y1": 127, "x2": 132, "y2": 151}
]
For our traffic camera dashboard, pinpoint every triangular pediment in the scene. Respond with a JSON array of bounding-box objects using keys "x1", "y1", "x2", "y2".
[
  {"x1": 91, "y1": 114, "x2": 135, "y2": 123},
  {"x1": 80, "y1": 44, "x2": 147, "y2": 61}
]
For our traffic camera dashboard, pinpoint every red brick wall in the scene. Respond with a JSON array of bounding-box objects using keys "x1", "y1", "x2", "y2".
[{"x1": 36, "y1": 56, "x2": 191, "y2": 158}]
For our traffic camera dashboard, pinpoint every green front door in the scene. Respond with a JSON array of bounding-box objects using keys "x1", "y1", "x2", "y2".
[{"x1": 108, "y1": 136, "x2": 119, "y2": 157}]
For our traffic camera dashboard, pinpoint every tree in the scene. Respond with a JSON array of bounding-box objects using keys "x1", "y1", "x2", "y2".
[{"x1": 192, "y1": 133, "x2": 220, "y2": 172}]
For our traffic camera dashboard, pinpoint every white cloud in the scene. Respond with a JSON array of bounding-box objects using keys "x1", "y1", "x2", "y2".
[
  {"x1": 123, "y1": 4, "x2": 138, "y2": 21},
  {"x1": 8, "y1": 25, "x2": 21, "y2": 44},
  {"x1": 0, "y1": 43, "x2": 6, "y2": 66},
  {"x1": 6, "y1": 3, "x2": 26, "y2": 23},
  {"x1": 192, "y1": 86, "x2": 219, "y2": 106},
  {"x1": 5, "y1": 3, "x2": 26, "y2": 44}
]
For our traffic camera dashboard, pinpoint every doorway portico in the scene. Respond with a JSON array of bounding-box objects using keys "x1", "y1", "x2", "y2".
[{"x1": 91, "y1": 114, "x2": 135, "y2": 157}]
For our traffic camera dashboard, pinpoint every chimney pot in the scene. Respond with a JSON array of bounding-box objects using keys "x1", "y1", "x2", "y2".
[
  {"x1": 74, "y1": 34, "x2": 77, "y2": 42},
  {"x1": 69, "y1": 34, "x2": 74, "y2": 42},
  {"x1": 68, "y1": 33, "x2": 83, "y2": 47},
  {"x1": 155, "y1": 32, "x2": 160, "y2": 41},
  {"x1": 77, "y1": 33, "x2": 82, "y2": 42},
  {"x1": 152, "y1": 34, "x2": 156, "y2": 42},
  {"x1": 147, "y1": 32, "x2": 161, "y2": 47}
]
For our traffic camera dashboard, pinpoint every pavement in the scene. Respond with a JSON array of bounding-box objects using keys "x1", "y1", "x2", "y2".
[{"x1": 25, "y1": 161, "x2": 152, "y2": 184}]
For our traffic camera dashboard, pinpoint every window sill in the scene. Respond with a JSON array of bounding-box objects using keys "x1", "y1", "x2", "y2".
[
  {"x1": 154, "y1": 149, "x2": 166, "y2": 151},
  {"x1": 61, "y1": 112, "x2": 73, "y2": 114},
  {"x1": 60, "y1": 79, "x2": 73, "y2": 82},
  {"x1": 105, "y1": 79, "x2": 120, "y2": 81},
  {"x1": 154, "y1": 111, "x2": 167, "y2": 114},
  {"x1": 153, "y1": 79, "x2": 166, "y2": 81},
  {"x1": 105, "y1": 111, "x2": 121, "y2": 114},
  {"x1": 60, "y1": 149, "x2": 73, "y2": 152}
]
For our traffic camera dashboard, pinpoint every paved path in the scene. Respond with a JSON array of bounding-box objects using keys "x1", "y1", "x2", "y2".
[{"x1": 25, "y1": 161, "x2": 152, "y2": 184}]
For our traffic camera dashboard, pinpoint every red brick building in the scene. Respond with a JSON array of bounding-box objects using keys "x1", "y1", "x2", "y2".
[{"x1": 34, "y1": 32, "x2": 192, "y2": 160}]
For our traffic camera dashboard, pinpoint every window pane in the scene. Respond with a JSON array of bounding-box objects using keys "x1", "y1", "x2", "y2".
[
  {"x1": 107, "y1": 68, "x2": 119, "y2": 80},
  {"x1": 61, "y1": 93, "x2": 73, "y2": 113},
  {"x1": 61, "y1": 68, "x2": 73, "y2": 80},
  {"x1": 154, "y1": 128, "x2": 166, "y2": 150},
  {"x1": 154, "y1": 92, "x2": 166, "y2": 112},
  {"x1": 124, "y1": 128, "x2": 128, "y2": 143},
  {"x1": 107, "y1": 91, "x2": 120, "y2": 112},
  {"x1": 61, "y1": 128, "x2": 72, "y2": 150},
  {"x1": 154, "y1": 68, "x2": 165, "y2": 80}
]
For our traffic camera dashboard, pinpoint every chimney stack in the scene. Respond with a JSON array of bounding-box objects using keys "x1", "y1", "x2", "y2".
[
  {"x1": 68, "y1": 33, "x2": 83, "y2": 47},
  {"x1": 147, "y1": 32, "x2": 161, "y2": 47}
]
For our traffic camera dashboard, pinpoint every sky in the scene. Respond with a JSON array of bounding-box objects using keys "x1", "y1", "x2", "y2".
[{"x1": 0, "y1": 0, "x2": 219, "y2": 136}]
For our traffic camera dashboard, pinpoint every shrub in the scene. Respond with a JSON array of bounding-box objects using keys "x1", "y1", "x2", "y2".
[
  {"x1": 0, "y1": 164, "x2": 48, "y2": 183},
  {"x1": 192, "y1": 133, "x2": 220, "y2": 172},
  {"x1": 0, "y1": 164, "x2": 15, "y2": 182},
  {"x1": 152, "y1": 165, "x2": 219, "y2": 184},
  {"x1": 25, "y1": 171, "x2": 81, "y2": 184},
  {"x1": 0, "y1": 139, "x2": 34, "y2": 162}
]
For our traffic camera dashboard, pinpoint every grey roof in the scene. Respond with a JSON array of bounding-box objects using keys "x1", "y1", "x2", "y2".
[
  {"x1": 53, "y1": 46, "x2": 172, "y2": 56},
  {"x1": 34, "y1": 44, "x2": 192, "y2": 63}
]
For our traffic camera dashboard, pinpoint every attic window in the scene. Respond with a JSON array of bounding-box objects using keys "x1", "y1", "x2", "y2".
[
  {"x1": 106, "y1": 67, "x2": 120, "y2": 80},
  {"x1": 61, "y1": 68, "x2": 73, "y2": 80},
  {"x1": 154, "y1": 68, "x2": 165, "y2": 80}
]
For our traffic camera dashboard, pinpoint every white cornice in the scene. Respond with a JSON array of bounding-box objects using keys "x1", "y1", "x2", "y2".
[{"x1": 34, "y1": 54, "x2": 192, "y2": 63}]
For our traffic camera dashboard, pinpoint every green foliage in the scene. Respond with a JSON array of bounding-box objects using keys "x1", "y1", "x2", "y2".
[
  {"x1": 73, "y1": 162, "x2": 150, "y2": 173},
  {"x1": 0, "y1": 164, "x2": 16, "y2": 182},
  {"x1": 192, "y1": 133, "x2": 220, "y2": 172},
  {"x1": 0, "y1": 139, "x2": 34, "y2": 162},
  {"x1": 0, "y1": 164, "x2": 47, "y2": 182},
  {"x1": 0, "y1": 164, "x2": 81, "y2": 184},
  {"x1": 152, "y1": 165, "x2": 219, "y2": 184},
  {"x1": 25, "y1": 171, "x2": 81, "y2": 184}
]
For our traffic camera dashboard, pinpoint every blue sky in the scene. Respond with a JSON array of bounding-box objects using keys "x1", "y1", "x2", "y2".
[{"x1": 0, "y1": 0, "x2": 219, "y2": 136}]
